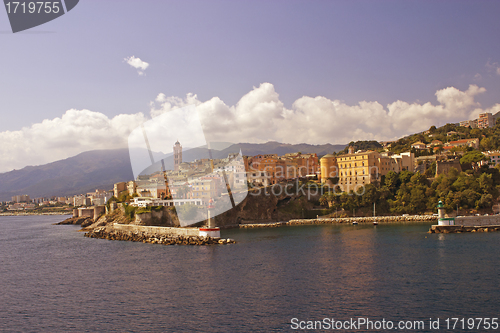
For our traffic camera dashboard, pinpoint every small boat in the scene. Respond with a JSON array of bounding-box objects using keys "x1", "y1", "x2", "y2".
[
  {"x1": 373, "y1": 221, "x2": 378, "y2": 226},
  {"x1": 352, "y1": 221, "x2": 358, "y2": 225}
]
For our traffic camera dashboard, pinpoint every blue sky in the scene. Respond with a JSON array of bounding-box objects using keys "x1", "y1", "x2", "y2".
[{"x1": 1, "y1": 0, "x2": 500, "y2": 171}]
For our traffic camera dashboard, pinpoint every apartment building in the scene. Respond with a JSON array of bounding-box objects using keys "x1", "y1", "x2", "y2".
[
  {"x1": 459, "y1": 119, "x2": 478, "y2": 128},
  {"x1": 477, "y1": 112, "x2": 495, "y2": 129},
  {"x1": 324, "y1": 148, "x2": 414, "y2": 192}
]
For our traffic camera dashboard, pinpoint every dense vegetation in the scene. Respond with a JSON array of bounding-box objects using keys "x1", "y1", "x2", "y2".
[
  {"x1": 389, "y1": 121, "x2": 500, "y2": 154},
  {"x1": 320, "y1": 165, "x2": 500, "y2": 215},
  {"x1": 338, "y1": 140, "x2": 382, "y2": 154}
]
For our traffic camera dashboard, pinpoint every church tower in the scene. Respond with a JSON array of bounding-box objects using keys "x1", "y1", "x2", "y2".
[{"x1": 173, "y1": 140, "x2": 182, "y2": 171}]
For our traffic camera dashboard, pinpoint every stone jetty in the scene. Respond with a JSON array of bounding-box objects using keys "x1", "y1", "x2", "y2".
[
  {"x1": 85, "y1": 226, "x2": 235, "y2": 245},
  {"x1": 429, "y1": 225, "x2": 500, "y2": 234},
  {"x1": 239, "y1": 215, "x2": 437, "y2": 229}
]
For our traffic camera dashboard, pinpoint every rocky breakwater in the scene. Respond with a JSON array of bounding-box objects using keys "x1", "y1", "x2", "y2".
[
  {"x1": 240, "y1": 215, "x2": 437, "y2": 229},
  {"x1": 85, "y1": 226, "x2": 235, "y2": 245},
  {"x1": 429, "y1": 225, "x2": 500, "y2": 234}
]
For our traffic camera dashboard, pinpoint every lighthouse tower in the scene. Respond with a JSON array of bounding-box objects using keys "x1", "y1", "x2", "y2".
[
  {"x1": 173, "y1": 140, "x2": 182, "y2": 171},
  {"x1": 199, "y1": 198, "x2": 221, "y2": 238},
  {"x1": 437, "y1": 200, "x2": 455, "y2": 226}
]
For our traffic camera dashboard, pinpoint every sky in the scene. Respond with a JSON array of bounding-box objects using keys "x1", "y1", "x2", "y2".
[{"x1": 1, "y1": 0, "x2": 500, "y2": 172}]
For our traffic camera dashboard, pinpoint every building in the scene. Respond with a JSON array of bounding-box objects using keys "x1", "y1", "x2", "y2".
[
  {"x1": 459, "y1": 119, "x2": 478, "y2": 128},
  {"x1": 73, "y1": 195, "x2": 90, "y2": 207},
  {"x1": 247, "y1": 170, "x2": 271, "y2": 187},
  {"x1": 411, "y1": 142, "x2": 426, "y2": 150},
  {"x1": 483, "y1": 151, "x2": 500, "y2": 168},
  {"x1": 189, "y1": 179, "x2": 219, "y2": 204},
  {"x1": 447, "y1": 138, "x2": 480, "y2": 150},
  {"x1": 337, "y1": 150, "x2": 381, "y2": 192},
  {"x1": 282, "y1": 152, "x2": 319, "y2": 177},
  {"x1": 477, "y1": 112, "x2": 495, "y2": 129},
  {"x1": 319, "y1": 154, "x2": 338, "y2": 184},
  {"x1": 131, "y1": 197, "x2": 202, "y2": 208},
  {"x1": 173, "y1": 140, "x2": 182, "y2": 171},
  {"x1": 429, "y1": 140, "x2": 443, "y2": 146},
  {"x1": 136, "y1": 183, "x2": 168, "y2": 199},
  {"x1": 127, "y1": 181, "x2": 137, "y2": 196},
  {"x1": 334, "y1": 148, "x2": 415, "y2": 192},
  {"x1": 113, "y1": 182, "x2": 127, "y2": 198},
  {"x1": 11, "y1": 195, "x2": 30, "y2": 203}
]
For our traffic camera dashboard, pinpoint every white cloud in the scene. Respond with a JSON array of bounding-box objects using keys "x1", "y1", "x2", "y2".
[
  {"x1": 0, "y1": 82, "x2": 497, "y2": 173},
  {"x1": 0, "y1": 110, "x2": 146, "y2": 172},
  {"x1": 486, "y1": 60, "x2": 500, "y2": 76},
  {"x1": 124, "y1": 56, "x2": 149, "y2": 75},
  {"x1": 151, "y1": 83, "x2": 490, "y2": 145}
]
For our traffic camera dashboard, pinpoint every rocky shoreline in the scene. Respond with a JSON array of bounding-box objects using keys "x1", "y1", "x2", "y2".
[
  {"x1": 85, "y1": 226, "x2": 235, "y2": 245},
  {"x1": 55, "y1": 216, "x2": 94, "y2": 227}
]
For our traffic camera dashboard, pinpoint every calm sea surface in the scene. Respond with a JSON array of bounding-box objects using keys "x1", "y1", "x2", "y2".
[{"x1": 1, "y1": 215, "x2": 499, "y2": 332}]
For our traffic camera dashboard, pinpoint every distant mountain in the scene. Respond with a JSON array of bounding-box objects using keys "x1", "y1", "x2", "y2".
[
  {"x1": 221, "y1": 141, "x2": 346, "y2": 157},
  {"x1": 0, "y1": 141, "x2": 346, "y2": 201},
  {"x1": 0, "y1": 149, "x2": 134, "y2": 201}
]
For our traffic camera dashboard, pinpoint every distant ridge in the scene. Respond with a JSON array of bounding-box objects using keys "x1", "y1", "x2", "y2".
[{"x1": 0, "y1": 141, "x2": 346, "y2": 201}]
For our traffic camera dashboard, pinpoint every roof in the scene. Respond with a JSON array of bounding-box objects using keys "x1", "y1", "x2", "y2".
[
  {"x1": 320, "y1": 154, "x2": 336, "y2": 159},
  {"x1": 411, "y1": 141, "x2": 426, "y2": 145},
  {"x1": 449, "y1": 138, "x2": 478, "y2": 144},
  {"x1": 337, "y1": 150, "x2": 378, "y2": 158}
]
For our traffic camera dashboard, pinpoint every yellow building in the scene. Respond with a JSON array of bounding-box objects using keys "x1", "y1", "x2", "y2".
[
  {"x1": 337, "y1": 151, "x2": 381, "y2": 192},
  {"x1": 336, "y1": 149, "x2": 415, "y2": 192},
  {"x1": 320, "y1": 154, "x2": 338, "y2": 184}
]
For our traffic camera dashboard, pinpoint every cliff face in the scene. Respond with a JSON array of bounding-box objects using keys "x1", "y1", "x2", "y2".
[
  {"x1": 79, "y1": 186, "x2": 319, "y2": 231},
  {"x1": 209, "y1": 188, "x2": 318, "y2": 227},
  {"x1": 133, "y1": 208, "x2": 180, "y2": 227}
]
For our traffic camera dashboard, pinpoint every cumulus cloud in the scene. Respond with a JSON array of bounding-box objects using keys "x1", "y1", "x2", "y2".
[
  {"x1": 0, "y1": 110, "x2": 146, "y2": 172},
  {"x1": 124, "y1": 56, "x2": 149, "y2": 75},
  {"x1": 0, "y1": 82, "x2": 497, "y2": 173},
  {"x1": 150, "y1": 82, "x2": 490, "y2": 145},
  {"x1": 486, "y1": 60, "x2": 500, "y2": 76}
]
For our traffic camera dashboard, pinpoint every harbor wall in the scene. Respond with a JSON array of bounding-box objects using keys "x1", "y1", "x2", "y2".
[
  {"x1": 455, "y1": 215, "x2": 500, "y2": 226},
  {"x1": 112, "y1": 223, "x2": 200, "y2": 237},
  {"x1": 239, "y1": 215, "x2": 437, "y2": 229}
]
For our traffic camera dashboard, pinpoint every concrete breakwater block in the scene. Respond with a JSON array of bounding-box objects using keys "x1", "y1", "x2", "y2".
[{"x1": 84, "y1": 227, "x2": 235, "y2": 245}]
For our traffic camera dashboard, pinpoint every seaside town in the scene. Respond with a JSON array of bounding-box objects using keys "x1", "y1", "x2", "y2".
[{"x1": 3, "y1": 111, "x2": 500, "y2": 219}]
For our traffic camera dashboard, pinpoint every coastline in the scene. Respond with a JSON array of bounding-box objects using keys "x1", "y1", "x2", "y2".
[{"x1": 0, "y1": 212, "x2": 72, "y2": 217}]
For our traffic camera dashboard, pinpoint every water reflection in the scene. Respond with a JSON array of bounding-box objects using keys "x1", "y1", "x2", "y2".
[{"x1": 2, "y1": 218, "x2": 500, "y2": 332}]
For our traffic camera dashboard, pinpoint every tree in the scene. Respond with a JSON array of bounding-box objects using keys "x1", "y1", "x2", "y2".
[
  {"x1": 410, "y1": 172, "x2": 427, "y2": 186},
  {"x1": 460, "y1": 151, "x2": 486, "y2": 169},
  {"x1": 384, "y1": 171, "x2": 399, "y2": 193},
  {"x1": 399, "y1": 170, "x2": 414, "y2": 184},
  {"x1": 176, "y1": 203, "x2": 198, "y2": 221}
]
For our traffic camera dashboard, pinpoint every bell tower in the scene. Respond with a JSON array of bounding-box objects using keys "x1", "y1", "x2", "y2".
[{"x1": 173, "y1": 140, "x2": 182, "y2": 171}]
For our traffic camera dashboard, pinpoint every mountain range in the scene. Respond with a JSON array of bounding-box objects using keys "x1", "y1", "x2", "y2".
[{"x1": 0, "y1": 141, "x2": 346, "y2": 201}]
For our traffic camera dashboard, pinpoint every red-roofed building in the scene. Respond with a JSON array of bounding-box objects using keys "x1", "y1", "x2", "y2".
[{"x1": 447, "y1": 138, "x2": 479, "y2": 149}]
